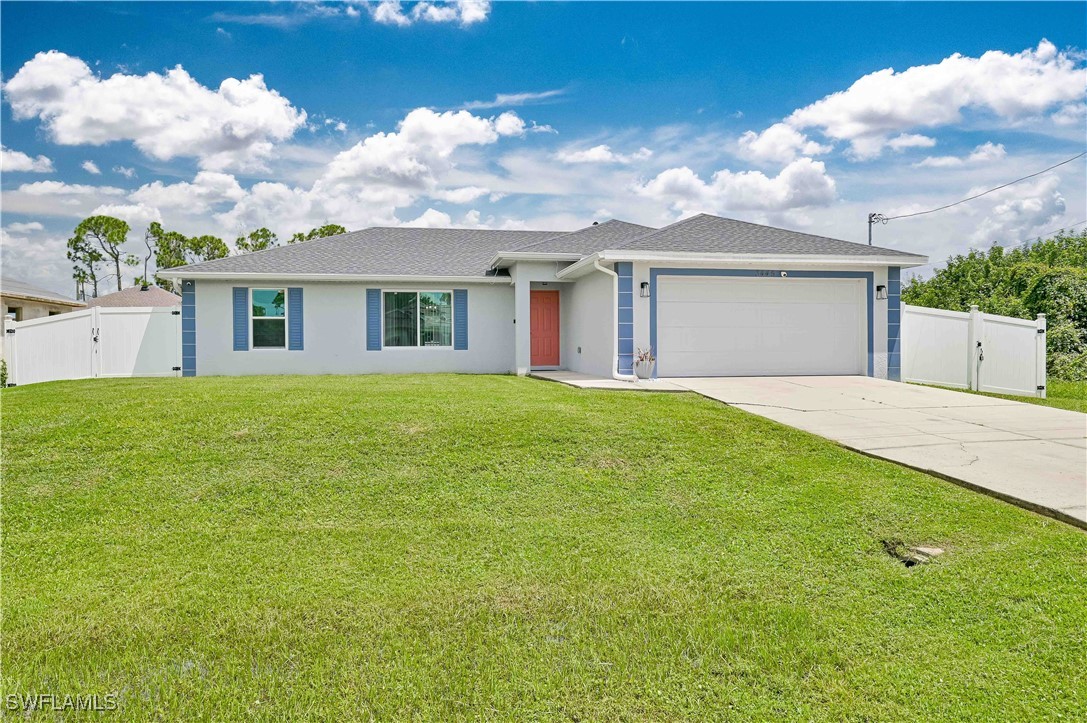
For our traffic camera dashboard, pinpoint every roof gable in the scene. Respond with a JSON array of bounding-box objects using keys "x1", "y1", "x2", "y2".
[
  {"x1": 613, "y1": 213, "x2": 920, "y2": 258},
  {"x1": 509, "y1": 219, "x2": 656, "y2": 254}
]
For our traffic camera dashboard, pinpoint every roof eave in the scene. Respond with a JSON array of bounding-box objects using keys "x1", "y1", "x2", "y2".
[
  {"x1": 556, "y1": 250, "x2": 928, "y2": 279},
  {"x1": 0, "y1": 291, "x2": 86, "y2": 307},
  {"x1": 155, "y1": 271, "x2": 513, "y2": 284},
  {"x1": 489, "y1": 251, "x2": 586, "y2": 269}
]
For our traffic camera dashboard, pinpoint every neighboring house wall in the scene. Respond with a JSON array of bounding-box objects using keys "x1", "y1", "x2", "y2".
[
  {"x1": 2, "y1": 296, "x2": 76, "y2": 321},
  {"x1": 192, "y1": 280, "x2": 515, "y2": 376},
  {"x1": 564, "y1": 268, "x2": 614, "y2": 377}
]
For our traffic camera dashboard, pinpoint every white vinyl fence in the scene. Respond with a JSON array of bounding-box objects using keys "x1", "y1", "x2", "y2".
[
  {"x1": 902, "y1": 304, "x2": 1046, "y2": 398},
  {"x1": 5, "y1": 306, "x2": 181, "y2": 386}
]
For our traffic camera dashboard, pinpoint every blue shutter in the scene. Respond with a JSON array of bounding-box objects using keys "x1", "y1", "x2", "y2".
[
  {"x1": 453, "y1": 289, "x2": 468, "y2": 350},
  {"x1": 232, "y1": 287, "x2": 248, "y2": 351},
  {"x1": 287, "y1": 287, "x2": 303, "y2": 350},
  {"x1": 366, "y1": 288, "x2": 382, "y2": 351}
]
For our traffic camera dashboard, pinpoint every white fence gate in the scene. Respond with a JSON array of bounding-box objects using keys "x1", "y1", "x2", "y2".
[
  {"x1": 901, "y1": 304, "x2": 1046, "y2": 398},
  {"x1": 5, "y1": 307, "x2": 181, "y2": 386}
]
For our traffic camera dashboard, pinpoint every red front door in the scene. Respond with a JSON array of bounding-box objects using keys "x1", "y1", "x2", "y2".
[{"x1": 530, "y1": 290, "x2": 560, "y2": 367}]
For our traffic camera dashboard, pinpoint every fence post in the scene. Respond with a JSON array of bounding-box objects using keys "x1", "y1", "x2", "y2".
[
  {"x1": 967, "y1": 305, "x2": 982, "y2": 391},
  {"x1": 1035, "y1": 313, "x2": 1047, "y2": 399},
  {"x1": 90, "y1": 306, "x2": 102, "y2": 379}
]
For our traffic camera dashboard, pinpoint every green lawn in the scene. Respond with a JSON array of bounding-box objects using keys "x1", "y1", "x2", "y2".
[
  {"x1": 918, "y1": 379, "x2": 1087, "y2": 413},
  {"x1": 3, "y1": 376, "x2": 1085, "y2": 720}
]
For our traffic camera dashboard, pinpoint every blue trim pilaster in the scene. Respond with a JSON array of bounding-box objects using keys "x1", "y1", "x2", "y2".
[
  {"x1": 616, "y1": 262, "x2": 634, "y2": 374},
  {"x1": 181, "y1": 280, "x2": 196, "y2": 377},
  {"x1": 887, "y1": 266, "x2": 901, "y2": 381}
]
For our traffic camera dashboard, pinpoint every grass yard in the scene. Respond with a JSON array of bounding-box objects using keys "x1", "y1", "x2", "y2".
[
  {"x1": 917, "y1": 379, "x2": 1087, "y2": 413},
  {"x1": 2, "y1": 375, "x2": 1085, "y2": 720}
]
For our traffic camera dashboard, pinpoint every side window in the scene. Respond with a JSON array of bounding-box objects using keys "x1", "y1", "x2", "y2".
[{"x1": 251, "y1": 288, "x2": 286, "y2": 348}]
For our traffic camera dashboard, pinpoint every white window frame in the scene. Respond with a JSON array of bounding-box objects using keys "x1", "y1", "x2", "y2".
[
  {"x1": 381, "y1": 289, "x2": 454, "y2": 350},
  {"x1": 250, "y1": 287, "x2": 288, "y2": 350}
]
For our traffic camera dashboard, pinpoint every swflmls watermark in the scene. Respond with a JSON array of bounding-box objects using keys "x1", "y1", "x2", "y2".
[{"x1": 5, "y1": 692, "x2": 118, "y2": 712}]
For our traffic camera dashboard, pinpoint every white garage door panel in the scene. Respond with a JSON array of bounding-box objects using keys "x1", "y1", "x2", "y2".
[{"x1": 657, "y1": 277, "x2": 865, "y2": 377}]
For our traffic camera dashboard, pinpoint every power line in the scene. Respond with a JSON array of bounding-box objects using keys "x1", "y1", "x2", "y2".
[{"x1": 883, "y1": 151, "x2": 1086, "y2": 222}]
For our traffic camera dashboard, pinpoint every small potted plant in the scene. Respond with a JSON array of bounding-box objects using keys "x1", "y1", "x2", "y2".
[{"x1": 634, "y1": 346, "x2": 656, "y2": 379}]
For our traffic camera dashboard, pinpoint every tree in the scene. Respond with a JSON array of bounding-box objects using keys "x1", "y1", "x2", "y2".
[
  {"x1": 70, "y1": 216, "x2": 135, "y2": 293},
  {"x1": 146, "y1": 223, "x2": 229, "y2": 290},
  {"x1": 290, "y1": 224, "x2": 346, "y2": 244},
  {"x1": 235, "y1": 228, "x2": 278, "y2": 254}
]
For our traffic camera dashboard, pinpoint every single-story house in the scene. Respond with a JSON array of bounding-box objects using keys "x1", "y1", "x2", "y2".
[
  {"x1": 85, "y1": 285, "x2": 182, "y2": 308},
  {"x1": 158, "y1": 213, "x2": 927, "y2": 381},
  {"x1": 1, "y1": 276, "x2": 86, "y2": 321}
]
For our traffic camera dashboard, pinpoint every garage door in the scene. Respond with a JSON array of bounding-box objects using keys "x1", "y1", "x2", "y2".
[{"x1": 656, "y1": 276, "x2": 866, "y2": 377}]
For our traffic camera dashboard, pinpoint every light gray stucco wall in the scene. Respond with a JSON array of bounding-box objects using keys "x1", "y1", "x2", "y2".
[
  {"x1": 564, "y1": 268, "x2": 614, "y2": 377},
  {"x1": 193, "y1": 279, "x2": 515, "y2": 376}
]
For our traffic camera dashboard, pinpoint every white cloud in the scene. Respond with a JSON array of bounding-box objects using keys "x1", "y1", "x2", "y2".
[
  {"x1": 369, "y1": 0, "x2": 490, "y2": 27},
  {"x1": 130, "y1": 171, "x2": 246, "y2": 213},
  {"x1": 636, "y1": 157, "x2": 837, "y2": 216},
  {"x1": 82, "y1": 160, "x2": 102, "y2": 174},
  {"x1": 4, "y1": 221, "x2": 44, "y2": 234},
  {"x1": 1, "y1": 145, "x2": 54, "y2": 173},
  {"x1": 430, "y1": 186, "x2": 490, "y2": 204},
  {"x1": 16, "y1": 180, "x2": 124, "y2": 197},
  {"x1": 2, "y1": 181, "x2": 126, "y2": 219},
  {"x1": 324, "y1": 108, "x2": 525, "y2": 188},
  {"x1": 915, "y1": 142, "x2": 1008, "y2": 168},
  {"x1": 463, "y1": 88, "x2": 565, "y2": 110},
  {"x1": 403, "y1": 208, "x2": 454, "y2": 227},
  {"x1": 740, "y1": 40, "x2": 1086, "y2": 161},
  {"x1": 4, "y1": 50, "x2": 307, "y2": 171},
  {"x1": 91, "y1": 203, "x2": 163, "y2": 228},
  {"x1": 1052, "y1": 102, "x2": 1086, "y2": 126},
  {"x1": 736, "y1": 123, "x2": 832, "y2": 164},
  {"x1": 556, "y1": 144, "x2": 653, "y2": 164},
  {"x1": 0, "y1": 227, "x2": 71, "y2": 293},
  {"x1": 114, "y1": 166, "x2": 137, "y2": 178},
  {"x1": 970, "y1": 175, "x2": 1066, "y2": 245}
]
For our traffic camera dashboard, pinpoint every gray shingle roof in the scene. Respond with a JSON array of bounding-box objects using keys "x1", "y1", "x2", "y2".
[
  {"x1": 86, "y1": 285, "x2": 181, "y2": 307},
  {"x1": 0, "y1": 276, "x2": 85, "y2": 306},
  {"x1": 164, "y1": 227, "x2": 559, "y2": 278},
  {"x1": 166, "y1": 214, "x2": 922, "y2": 279},
  {"x1": 510, "y1": 219, "x2": 656, "y2": 254},
  {"x1": 613, "y1": 214, "x2": 920, "y2": 258}
]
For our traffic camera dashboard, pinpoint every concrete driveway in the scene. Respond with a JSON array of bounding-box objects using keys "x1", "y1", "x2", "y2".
[{"x1": 667, "y1": 376, "x2": 1087, "y2": 527}]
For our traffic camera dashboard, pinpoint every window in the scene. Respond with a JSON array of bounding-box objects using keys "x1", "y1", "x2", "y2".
[
  {"x1": 383, "y1": 291, "x2": 452, "y2": 348},
  {"x1": 251, "y1": 288, "x2": 286, "y2": 348},
  {"x1": 6, "y1": 306, "x2": 22, "y2": 321}
]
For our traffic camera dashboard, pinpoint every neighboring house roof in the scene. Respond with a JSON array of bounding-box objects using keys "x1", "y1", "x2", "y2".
[
  {"x1": 612, "y1": 213, "x2": 920, "y2": 258},
  {"x1": 0, "y1": 276, "x2": 85, "y2": 307},
  {"x1": 160, "y1": 213, "x2": 925, "y2": 280},
  {"x1": 85, "y1": 285, "x2": 182, "y2": 307},
  {"x1": 162, "y1": 227, "x2": 559, "y2": 279}
]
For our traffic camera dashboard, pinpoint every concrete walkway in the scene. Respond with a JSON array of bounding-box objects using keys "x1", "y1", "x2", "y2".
[{"x1": 534, "y1": 371, "x2": 1087, "y2": 528}]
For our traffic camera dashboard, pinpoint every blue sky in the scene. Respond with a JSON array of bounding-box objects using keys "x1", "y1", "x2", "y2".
[{"x1": 2, "y1": 1, "x2": 1085, "y2": 295}]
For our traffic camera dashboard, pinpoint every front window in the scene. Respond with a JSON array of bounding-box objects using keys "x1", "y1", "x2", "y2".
[
  {"x1": 251, "y1": 288, "x2": 286, "y2": 348},
  {"x1": 384, "y1": 291, "x2": 452, "y2": 347}
]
